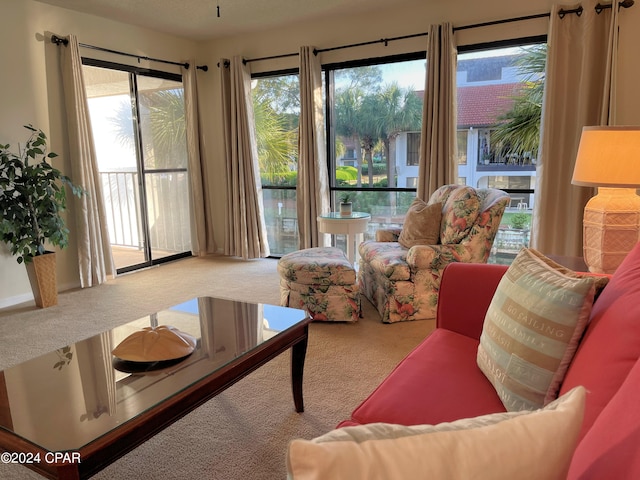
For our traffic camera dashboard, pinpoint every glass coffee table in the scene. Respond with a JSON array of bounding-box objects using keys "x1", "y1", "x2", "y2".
[{"x1": 0, "y1": 297, "x2": 311, "y2": 479}]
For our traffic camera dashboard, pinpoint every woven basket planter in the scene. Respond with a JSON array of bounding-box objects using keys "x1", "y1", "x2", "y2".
[{"x1": 25, "y1": 252, "x2": 58, "y2": 308}]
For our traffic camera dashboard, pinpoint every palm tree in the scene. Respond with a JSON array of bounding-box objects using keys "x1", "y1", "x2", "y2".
[
  {"x1": 140, "y1": 89, "x2": 187, "y2": 168},
  {"x1": 334, "y1": 66, "x2": 384, "y2": 187},
  {"x1": 334, "y1": 88, "x2": 365, "y2": 186},
  {"x1": 109, "y1": 88, "x2": 188, "y2": 169},
  {"x1": 358, "y1": 94, "x2": 384, "y2": 187},
  {"x1": 252, "y1": 90, "x2": 298, "y2": 185},
  {"x1": 374, "y1": 83, "x2": 423, "y2": 187},
  {"x1": 491, "y1": 44, "x2": 547, "y2": 163}
]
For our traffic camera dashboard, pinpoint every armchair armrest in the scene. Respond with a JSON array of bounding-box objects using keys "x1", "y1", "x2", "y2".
[
  {"x1": 406, "y1": 244, "x2": 474, "y2": 270},
  {"x1": 376, "y1": 228, "x2": 402, "y2": 242},
  {"x1": 436, "y1": 262, "x2": 508, "y2": 340}
]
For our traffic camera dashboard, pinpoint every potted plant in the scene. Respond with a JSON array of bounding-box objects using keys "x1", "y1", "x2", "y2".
[
  {"x1": 339, "y1": 192, "x2": 354, "y2": 216},
  {"x1": 0, "y1": 125, "x2": 84, "y2": 307}
]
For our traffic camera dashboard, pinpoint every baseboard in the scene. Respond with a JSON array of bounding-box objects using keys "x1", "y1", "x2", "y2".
[
  {"x1": 0, "y1": 281, "x2": 81, "y2": 310},
  {"x1": 0, "y1": 292, "x2": 34, "y2": 309}
]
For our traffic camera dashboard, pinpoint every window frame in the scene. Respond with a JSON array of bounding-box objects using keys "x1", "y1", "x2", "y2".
[
  {"x1": 252, "y1": 68, "x2": 300, "y2": 197},
  {"x1": 322, "y1": 51, "x2": 427, "y2": 203},
  {"x1": 457, "y1": 35, "x2": 547, "y2": 200},
  {"x1": 251, "y1": 34, "x2": 548, "y2": 258}
]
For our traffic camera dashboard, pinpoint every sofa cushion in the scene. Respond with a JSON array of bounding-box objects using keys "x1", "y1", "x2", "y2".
[
  {"x1": 477, "y1": 248, "x2": 598, "y2": 411},
  {"x1": 358, "y1": 241, "x2": 410, "y2": 281},
  {"x1": 440, "y1": 186, "x2": 480, "y2": 244},
  {"x1": 287, "y1": 387, "x2": 586, "y2": 480},
  {"x1": 348, "y1": 329, "x2": 505, "y2": 427},
  {"x1": 559, "y1": 241, "x2": 640, "y2": 441},
  {"x1": 568, "y1": 357, "x2": 640, "y2": 480},
  {"x1": 277, "y1": 247, "x2": 356, "y2": 286},
  {"x1": 398, "y1": 199, "x2": 442, "y2": 248}
]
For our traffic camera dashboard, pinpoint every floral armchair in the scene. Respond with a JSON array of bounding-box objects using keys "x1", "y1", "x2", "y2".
[{"x1": 358, "y1": 185, "x2": 510, "y2": 323}]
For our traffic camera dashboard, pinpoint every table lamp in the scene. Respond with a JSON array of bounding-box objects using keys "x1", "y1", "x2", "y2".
[{"x1": 571, "y1": 126, "x2": 640, "y2": 274}]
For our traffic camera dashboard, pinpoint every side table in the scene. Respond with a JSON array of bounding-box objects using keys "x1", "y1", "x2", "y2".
[{"x1": 317, "y1": 212, "x2": 371, "y2": 264}]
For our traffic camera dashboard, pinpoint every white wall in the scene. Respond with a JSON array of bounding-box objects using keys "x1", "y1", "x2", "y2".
[{"x1": 2, "y1": 0, "x2": 640, "y2": 307}]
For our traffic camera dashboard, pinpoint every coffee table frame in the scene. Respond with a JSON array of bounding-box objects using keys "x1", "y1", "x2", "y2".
[{"x1": 0, "y1": 312, "x2": 312, "y2": 480}]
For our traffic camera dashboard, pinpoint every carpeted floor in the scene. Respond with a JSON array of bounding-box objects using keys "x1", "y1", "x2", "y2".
[{"x1": 0, "y1": 254, "x2": 434, "y2": 479}]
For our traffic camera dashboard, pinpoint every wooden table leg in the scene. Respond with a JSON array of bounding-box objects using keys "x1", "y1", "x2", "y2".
[{"x1": 290, "y1": 325, "x2": 309, "y2": 413}]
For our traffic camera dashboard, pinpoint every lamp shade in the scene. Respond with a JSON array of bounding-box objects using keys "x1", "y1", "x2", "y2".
[{"x1": 572, "y1": 126, "x2": 640, "y2": 188}]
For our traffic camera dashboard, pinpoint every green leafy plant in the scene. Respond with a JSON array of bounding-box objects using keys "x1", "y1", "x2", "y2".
[
  {"x1": 510, "y1": 212, "x2": 530, "y2": 230},
  {"x1": 339, "y1": 192, "x2": 354, "y2": 204},
  {"x1": 53, "y1": 346, "x2": 73, "y2": 371},
  {"x1": 0, "y1": 125, "x2": 84, "y2": 264}
]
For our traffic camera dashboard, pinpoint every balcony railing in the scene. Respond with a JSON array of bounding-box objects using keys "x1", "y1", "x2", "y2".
[
  {"x1": 100, "y1": 171, "x2": 142, "y2": 249},
  {"x1": 476, "y1": 163, "x2": 536, "y2": 172},
  {"x1": 99, "y1": 171, "x2": 191, "y2": 253}
]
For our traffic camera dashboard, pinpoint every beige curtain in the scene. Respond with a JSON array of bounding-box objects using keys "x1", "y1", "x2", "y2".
[
  {"x1": 220, "y1": 57, "x2": 270, "y2": 259},
  {"x1": 59, "y1": 34, "x2": 115, "y2": 287},
  {"x1": 417, "y1": 22, "x2": 458, "y2": 201},
  {"x1": 77, "y1": 333, "x2": 116, "y2": 419},
  {"x1": 182, "y1": 63, "x2": 216, "y2": 256},
  {"x1": 531, "y1": 0, "x2": 620, "y2": 256},
  {"x1": 297, "y1": 46, "x2": 330, "y2": 249}
]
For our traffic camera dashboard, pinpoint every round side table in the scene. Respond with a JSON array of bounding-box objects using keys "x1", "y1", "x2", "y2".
[{"x1": 317, "y1": 212, "x2": 371, "y2": 264}]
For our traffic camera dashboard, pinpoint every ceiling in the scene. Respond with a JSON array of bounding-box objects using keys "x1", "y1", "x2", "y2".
[{"x1": 35, "y1": 0, "x2": 422, "y2": 41}]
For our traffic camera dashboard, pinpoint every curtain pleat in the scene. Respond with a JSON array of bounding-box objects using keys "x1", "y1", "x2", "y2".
[
  {"x1": 220, "y1": 57, "x2": 270, "y2": 259},
  {"x1": 59, "y1": 34, "x2": 115, "y2": 287},
  {"x1": 183, "y1": 64, "x2": 216, "y2": 256},
  {"x1": 297, "y1": 46, "x2": 330, "y2": 249},
  {"x1": 417, "y1": 23, "x2": 457, "y2": 201},
  {"x1": 220, "y1": 59, "x2": 234, "y2": 255},
  {"x1": 531, "y1": 0, "x2": 619, "y2": 256}
]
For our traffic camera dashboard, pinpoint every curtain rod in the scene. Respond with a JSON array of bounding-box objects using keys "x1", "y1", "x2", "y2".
[
  {"x1": 242, "y1": 0, "x2": 634, "y2": 65},
  {"x1": 243, "y1": 12, "x2": 549, "y2": 64},
  {"x1": 51, "y1": 34, "x2": 209, "y2": 71}
]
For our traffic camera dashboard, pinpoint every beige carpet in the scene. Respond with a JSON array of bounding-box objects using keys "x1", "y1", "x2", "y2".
[{"x1": 0, "y1": 254, "x2": 434, "y2": 479}]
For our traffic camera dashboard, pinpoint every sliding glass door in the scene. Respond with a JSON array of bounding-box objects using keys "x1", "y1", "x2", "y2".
[{"x1": 82, "y1": 61, "x2": 192, "y2": 272}]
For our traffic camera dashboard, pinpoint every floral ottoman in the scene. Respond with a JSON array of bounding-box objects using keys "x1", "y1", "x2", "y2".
[{"x1": 277, "y1": 247, "x2": 360, "y2": 322}]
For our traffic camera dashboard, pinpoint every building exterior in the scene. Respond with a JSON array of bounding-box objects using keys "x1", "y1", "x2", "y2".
[{"x1": 340, "y1": 53, "x2": 538, "y2": 210}]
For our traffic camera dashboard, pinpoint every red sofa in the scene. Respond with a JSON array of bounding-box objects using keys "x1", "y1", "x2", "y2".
[{"x1": 339, "y1": 242, "x2": 640, "y2": 479}]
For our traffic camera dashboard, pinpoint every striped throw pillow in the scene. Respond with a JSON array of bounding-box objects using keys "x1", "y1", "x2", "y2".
[{"x1": 477, "y1": 248, "x2": 597, "y2": 411}]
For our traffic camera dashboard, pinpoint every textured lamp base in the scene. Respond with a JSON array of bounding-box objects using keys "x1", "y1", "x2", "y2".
[{"x1": 583, "y1": 188, "x2": 640, "y2": 274}]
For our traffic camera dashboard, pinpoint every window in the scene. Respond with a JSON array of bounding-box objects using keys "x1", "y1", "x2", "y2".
[
  {"x1": 406, "y1": 132, "x2": 420, "y2": 166},
  {"x1": 327, "y1": 55, "x2": 426, "y2": 236},
  {"x1": 457, "y1": 130, "x2": 468, "y2": 165},
  {"x1": 251, "y1": 72, "x2": 300, "y2": 256},
  {"x1": 252, "y1": 39, "x2": 545, "y2": 260},
  {"x1": 457, "y1": 40, "x2": 546, "y2": 262},
  {"x1": 83, "y1": 61, "x2": 192, "y2": 273},
  {"x1": 345, "y1": 148, "x2": 356, "y2": 160}
]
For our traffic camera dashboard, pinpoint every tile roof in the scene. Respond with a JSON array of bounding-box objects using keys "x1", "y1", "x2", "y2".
[{"x1": 457, "y1": 83, "x2": 522, "y2": 127}]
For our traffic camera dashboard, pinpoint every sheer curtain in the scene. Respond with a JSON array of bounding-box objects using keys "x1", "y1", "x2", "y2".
[
  {"x1": 417, "y1": 22, "x2": 458, "y2": 201},
  {"x1": 182, "y1": 63, "x2": 216, "y2": 256},
  {"x1": 297, "y1": 46, "x2": 330, "y2": 249},
  {"x1": 58, "y1": 34, "x2": 115, "y2": 287},
  {"x1": 532, "y1": 0, "x2": 621, "y2": 256},
  {"x1": 220, "y1": 56, "x2": 270, "y2": 259}
]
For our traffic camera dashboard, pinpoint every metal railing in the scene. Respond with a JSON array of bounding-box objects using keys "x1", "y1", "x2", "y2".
[
  {"x1": 100, "y1": 171, "x2": 142, "y2": 248},
  {"x1": 99, "y1": 171, "x2": 191, "y2": 253}
]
